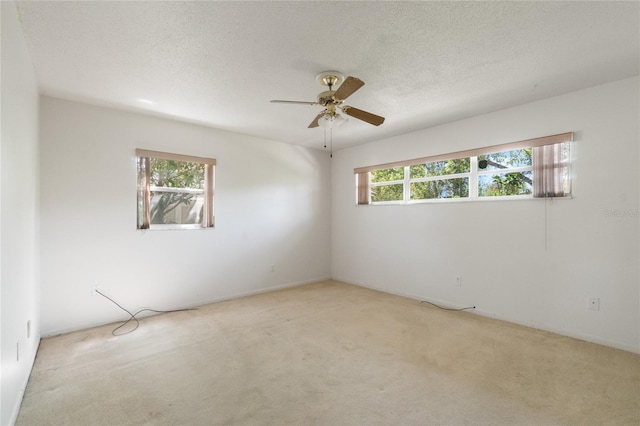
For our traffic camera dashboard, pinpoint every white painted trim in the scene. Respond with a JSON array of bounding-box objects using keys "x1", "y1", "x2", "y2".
[
  {"x1": 41, "y1": 277, "x2": 332, "y2": 338},
  {"x1": 8, "y1": 337, "x2": 41, "y2": 426},
  {"x1": 334, "y1": 277, "x2": 640, "y2": 355},
  {"x1": 172, "y1": 276, "x2": 333, "y2": 312}
]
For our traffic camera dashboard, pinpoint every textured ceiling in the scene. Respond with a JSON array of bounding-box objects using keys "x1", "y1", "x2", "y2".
[{"x1": 15, "y1": 1, "x2": 640, "y2": 151}]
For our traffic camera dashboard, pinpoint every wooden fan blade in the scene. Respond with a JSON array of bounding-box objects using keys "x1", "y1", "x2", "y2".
[
  {"x1": 308, "y1": 111, "x2": 325, "y2": 128},
  {"x1": 334, "y1": 76, "x2": 364, "y2": 101},
  {"x1": 271, "y1": 100, "x2": 318, "y2": 105},
  {"x1": 342, "y1": 106, "x2": 385, "y2": 126}
]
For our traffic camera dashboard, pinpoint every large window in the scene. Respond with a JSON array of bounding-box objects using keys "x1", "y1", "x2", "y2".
[
  {"x1": 136, "y1": 149, "x2": 215, "y2": 229},
  {"x1": 355, "y1": 133, "x2": 572, "y2": 205}
]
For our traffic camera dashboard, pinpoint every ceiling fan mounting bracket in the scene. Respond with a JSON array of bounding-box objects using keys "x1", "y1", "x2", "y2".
[{"x1": 316, "y1": 71, "x2": 344, "y2": 89}]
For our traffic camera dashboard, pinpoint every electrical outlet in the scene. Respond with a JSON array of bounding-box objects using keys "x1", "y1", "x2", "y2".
[
  {"x1": 589, "y1": 296, "x2": 600, "y2": 311},
  {"x1": 270, "y1": 265, "x2": 275, "y2": 272},
  {"x1": 455, "y1": 276, "x2": 462, "y2": 286}
]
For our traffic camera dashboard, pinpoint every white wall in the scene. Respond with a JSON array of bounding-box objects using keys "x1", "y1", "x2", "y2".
[
  {"x1": 332, "y1": 77, "x2": 640, "y2": 353},
  {"x1": 39, "y1": 97, "x2": 331, "y2": 335},
  {"x1": 1, "y1": 2, "x2": 41, "y2": 425}
]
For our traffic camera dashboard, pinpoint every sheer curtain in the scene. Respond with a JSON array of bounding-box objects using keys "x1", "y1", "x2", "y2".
[
  {"x1": 203, "y1": 163, "x2": 215, "y2": 227},
  {"x1": 356, "y1": 171, "x2": 370, "y2": 205},
  {"x1": 533, "y1": 143, "x2": 569, "y2": 198},
  {"x1": 137, "y1": 156, "x2": 151, "y2": 229}
]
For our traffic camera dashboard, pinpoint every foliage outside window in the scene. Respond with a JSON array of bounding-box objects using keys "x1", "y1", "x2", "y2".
[
  {"x1": 410, "y1": 158, "x2": 470, "y2": 200},
  {"x1": 354, "y1": 133, "x2": 572, "y2": 205},
  {"x1": 370, "y1": 167, "x2": 404, "y2": 202},
  {"x1": 136, "y1": 149, "x2": 215, "y2": 229},
  {"x1": 477, "y1": 148, "x2": 532, "y2": 197}
]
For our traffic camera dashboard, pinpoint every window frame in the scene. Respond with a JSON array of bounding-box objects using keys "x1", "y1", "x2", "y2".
[
  {"x1": 355, "y1": 133, "x2": 573, "y2": 205},
  {"x1": 136, "y1": 149, "x2": 216, "y2": 230},
  {"x1": 475, "y1": 148, "x2": 534, "y2": 199},
  {"x1": 369, "y1": 178, "x2": 405, "y2": 204},
  {"x1": 408, "y1": 158, "x2": 472, "y2": 201}
]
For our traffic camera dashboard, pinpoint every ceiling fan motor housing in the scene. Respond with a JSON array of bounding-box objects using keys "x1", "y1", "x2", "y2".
[{"x1": 318, "y1": 90, "x2": 339, "y2": 106}]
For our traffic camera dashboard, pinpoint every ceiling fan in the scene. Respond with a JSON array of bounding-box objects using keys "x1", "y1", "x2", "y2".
[{"x1": 270, "y1": 71, "x2": 385, "y2": 129}]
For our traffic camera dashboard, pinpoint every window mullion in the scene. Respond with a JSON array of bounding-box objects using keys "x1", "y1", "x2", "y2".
[
  {"x1": 404, "y1": 166, "x2": 410, "y2": 202},
  {"x1": 470, "y1": 156, "x2": 478, "y2": 199}
]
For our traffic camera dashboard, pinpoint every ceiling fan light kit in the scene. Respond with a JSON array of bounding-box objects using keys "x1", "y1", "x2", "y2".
[
  {"x1": 271, "y1": 70, "x2": 385, "y2": 130},
  {"x1": 318, "y1": 112, "x2": 347, "y2": 129}
]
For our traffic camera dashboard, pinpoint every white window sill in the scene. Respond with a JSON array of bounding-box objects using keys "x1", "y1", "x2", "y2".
[
  {"x1": 367, "y1": 194, "x2": 572, "y2": 206},
  {"x1": 139, "y1": 224, "x2": 214, "y2": 231}
]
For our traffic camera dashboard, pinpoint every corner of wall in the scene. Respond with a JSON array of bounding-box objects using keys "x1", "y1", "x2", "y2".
[{"x1": 1, "y1": 1, "x2": 42, "y2": 424}]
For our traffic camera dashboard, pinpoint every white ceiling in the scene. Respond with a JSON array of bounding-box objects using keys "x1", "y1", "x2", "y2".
[{"x1": 15, "y1": 1, "x2": 640, "y2": 151}]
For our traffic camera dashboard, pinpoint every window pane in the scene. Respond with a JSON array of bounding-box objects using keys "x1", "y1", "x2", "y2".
[
  {"x1": 371, "y1": 183, "x2": 404, "y2": 202},
  {"x1": 150, "y1": 158, "x2": 205, "y2": 189},
  {"x1": 150, "y1": 191, "x2": 204, "y2": 224},
  {"x1": 137, "y1": 150, "x2": 215, "y2": 229},
  {"x1": 410, "y1": 158, "x2": 470, "y2": 178},
  {"x1": 411, "y1": 178, "x2": 469, "y2": 200},
  {"x1": 478, "y1": 148, "x2": 532, "y2": 170},
  {"x1": 560, "y1": 142, "x2": 570, "y2": 162},
  {"x1": 371, "y1": 167, "x2": 404, "y2": 183},
  {"x1": 478, "y1": 171, "x2": 533, "y2": 196},
  {"x1": 148, "y1": 158, "x2": 205, "y2": 225}
]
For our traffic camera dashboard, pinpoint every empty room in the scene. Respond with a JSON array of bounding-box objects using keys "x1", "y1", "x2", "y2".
[{"x1": 1, "y1": 1, "x2": 639, "y2": 425}]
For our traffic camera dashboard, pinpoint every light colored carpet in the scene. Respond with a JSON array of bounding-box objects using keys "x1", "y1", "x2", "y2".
[{"x1": 17, "y1": 280, "x2": 640, "y2": 425}]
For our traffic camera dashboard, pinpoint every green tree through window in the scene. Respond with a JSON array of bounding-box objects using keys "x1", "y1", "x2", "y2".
[
  {"x1": 478, "y1": 148, "x2": 532, "y2": 197},
  {"x1": 371, "y1": 167, "x2": 404, "y2": 202},
  {"x1": 149, "y1": 158, "x2": 205, "y2": 224},
  {"x1": 364, "y1": 147, "x2": 548, "y2": 203},
  {"x1": 136, "y1": 149, "x2": 215, "y2": 229},
  {"x1": 410, "y1": 158, "x2": 470, "y2": 200}
]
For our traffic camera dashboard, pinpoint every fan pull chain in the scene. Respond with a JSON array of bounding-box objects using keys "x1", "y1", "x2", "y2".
[{"x1": 330, "y1": 128, "x2": 333, "y2": 158}]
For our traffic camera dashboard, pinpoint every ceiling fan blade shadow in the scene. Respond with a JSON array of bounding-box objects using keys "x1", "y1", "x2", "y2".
[
  {"x1": 308, "y1": 111, "x2": 326, "y2": 128},
  {"x1": 334, "y1": 76, "x2": 364, "y2": 101},
  {"x1": 271, "y1": 100, "x2": 318, "y2": 105},
  {"x1": 341, "y1": 106, "x2": 385, "y2": 126}
]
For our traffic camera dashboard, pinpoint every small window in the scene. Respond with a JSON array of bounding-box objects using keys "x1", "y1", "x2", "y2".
[{"x1": 136, "y1": 149, "x2": 215, "y2": 230}]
